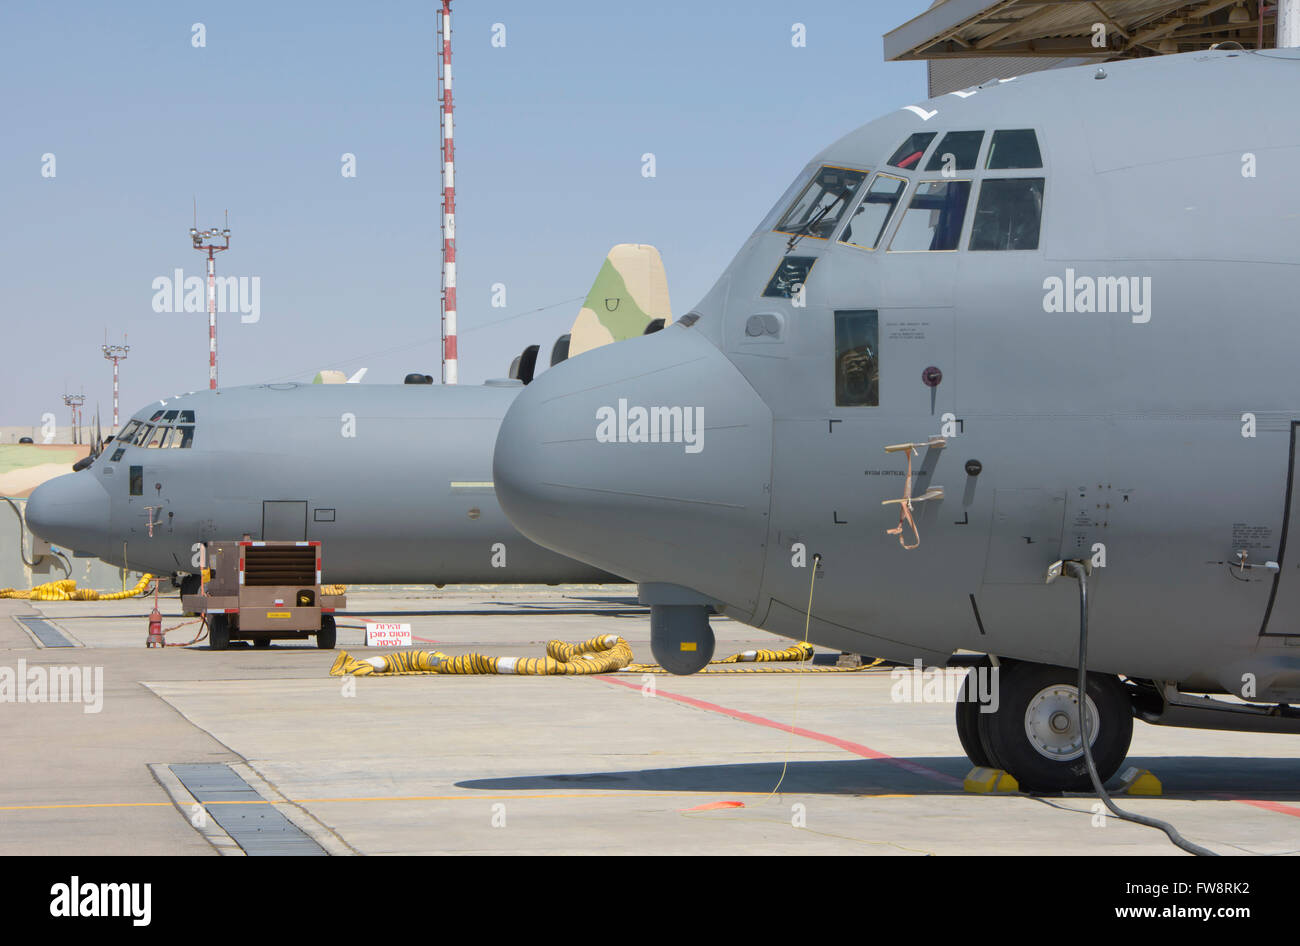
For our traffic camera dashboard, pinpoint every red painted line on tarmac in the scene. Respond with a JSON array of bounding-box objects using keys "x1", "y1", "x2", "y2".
[
  {"x1": 681, "y1": 800, "x2": 745, "y2": 812},
  {"x1": 1232, "y1": 798, "x2": 1300, "y2": 818},
  {"x1": 594, "y1": 674, "x2": 961, "y2": 787}
]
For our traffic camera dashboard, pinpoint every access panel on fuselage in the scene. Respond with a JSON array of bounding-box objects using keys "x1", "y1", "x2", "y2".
[{"x1": 262, "y1": 500, "x2": 308, "y2": 541}]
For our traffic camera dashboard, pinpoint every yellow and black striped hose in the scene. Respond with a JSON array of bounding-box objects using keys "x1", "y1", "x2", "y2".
[
  {"x1": 0, "y1": 574, "x2": 154, "y2": 601},
  {"x1": 330, "y1": 633, "x2": 633, "y2": 676},
  {"x1": 330, "y1": 636, "x2": 884, "y2": 677}
]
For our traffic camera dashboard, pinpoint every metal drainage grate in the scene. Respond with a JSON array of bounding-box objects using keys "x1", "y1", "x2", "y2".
[
  {"x1": 16, "y1": 616, "x2": 75, "y2": 647},
  {"x1": 169, "y1": 763, "x2": 326, "y2": 856}
]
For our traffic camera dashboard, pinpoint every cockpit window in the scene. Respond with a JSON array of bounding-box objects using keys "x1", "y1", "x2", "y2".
[
  {"x1": 925, "y1": 131, "x2": 984, "y2": 172},
  {"x1": 840, "y1": 174, "x2": 907, "y2": 251},
  {"x1": 970, "y1": 178, "x2": 1044, "y2": 251},
  {"x1": 834, "y1": 310, "x2": 879, "y2": 407},
  {"x1": 887, "y1": 132, "x2": 936, "y2": 170},
  {"x1": 149, "y1": 410, "x2": 164, "y2": 422},
  {"x1": 773, "y1": 166, "x2": 868, "y2": 241},
  {"x1": 115, "y1": 414, "x2": 197, "y2": 449},
  {"x1": 762, "y1": 256, "x2": 817, "y2": 299},
  {"x1": 986, "y1": 129, "x2": 1042, "y2": 169},
  {"x1": 890, "y1": 181, "x2": 972, "y2": 252}
]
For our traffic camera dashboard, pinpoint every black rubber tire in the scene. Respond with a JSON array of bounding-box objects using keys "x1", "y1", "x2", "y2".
[
  {"x1": 253, "y1": 636, "x2": 271, "y2": 649},
  {"x1": 179, "y1": 573, "x2": 201, "y2": 598},
  {"x1": 316, "y1": 614, "x2": 337, "y2": 650},
  {"x1": 955, "y1": 670, "x2": 994, "y2": 768},
  {"x1": 979, "y1": 662, "x2": 1133, "y2": 793},
  {"x1": 208, "y1": 614, "x2": 230, "y2": 651}
]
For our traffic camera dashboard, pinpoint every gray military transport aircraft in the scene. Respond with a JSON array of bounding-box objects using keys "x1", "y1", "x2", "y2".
[
  {"x1": 24, "y1": 245, "x2": 674, "y2": 594},
  {"x1": 492, "y1": 48, "x2": 1300, "y2": 793}
]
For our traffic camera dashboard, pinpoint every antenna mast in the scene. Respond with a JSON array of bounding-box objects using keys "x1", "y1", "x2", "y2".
[{"x1": 438, "y1": 0, "x2": 458, "y2": 384}]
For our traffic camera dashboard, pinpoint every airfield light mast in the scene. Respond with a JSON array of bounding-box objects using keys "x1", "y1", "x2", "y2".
[
  {"x1": 62, "y1": 392, "x2": 85, "y2": 445},
  {"x1": 191, "y1": 212, "x2": 231, "y2": 390},
  {"x1": 101, "y1": 341, "x2": 130, "y2": 432},
  {"x1": 439, "y1": 0, "x2": 458, "y2": 384}
]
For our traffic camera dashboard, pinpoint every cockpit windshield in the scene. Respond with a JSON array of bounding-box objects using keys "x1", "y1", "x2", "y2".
[
  {"x1": 840, "y1": 173, "x2": 907, "y2": 251},
  {"x1": 774, "y1": 166, "x2": 868, "y2": 242},
  {"x1": 111, "y1": 412, "x2": 197, "y2": 456}
]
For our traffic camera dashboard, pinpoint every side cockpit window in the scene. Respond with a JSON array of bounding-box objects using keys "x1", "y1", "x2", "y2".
[
  {"x1": 116, "y1": 420, "x2": 141, "y2": 445},
  {"x1": 773, "y1": 166, "x2": 868, "y2": 241},
  {"x1": 840, "y1": 174, "x2": 907, "y2": 251},
  {"x1": 970, "y1": 178, "x2": 1044, "y2": 251},
  {"x1": 890, "y1": 180, "x2": 972, "y2": 252}
]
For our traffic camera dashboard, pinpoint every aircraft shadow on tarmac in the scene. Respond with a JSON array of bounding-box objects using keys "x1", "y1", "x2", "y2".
[{"x1": 457, "y1": 756, "x2": 1300, "y2": 800}]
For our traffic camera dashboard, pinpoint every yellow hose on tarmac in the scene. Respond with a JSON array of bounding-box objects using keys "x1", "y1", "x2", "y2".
[
  {"x1": 627, "y1": 642, "x2": 884, "y2": 674},
  {"x1": 330, "y1": 636, "x2": 885, "y2": 677},
  {"x1": 0, "y1": 574, "x2": 154, "y2": 601},
  {"x1": 330, "y1": 633, "x2": 632, "y2": 676}
]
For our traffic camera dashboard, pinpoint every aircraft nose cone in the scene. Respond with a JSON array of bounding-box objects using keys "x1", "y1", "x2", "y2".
[
  {"x1": 25, "y1": 471, "x2": 110, "y2": 555},
  {"x1": 494, "y1": 325, "x2": 774, "y2": 618}
]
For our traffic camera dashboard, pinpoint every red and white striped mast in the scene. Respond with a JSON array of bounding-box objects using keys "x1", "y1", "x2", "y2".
[
  {"x1": 439, "y1": 0, "x2": 458, "y2": 384},
  {"x1": 190, "y1": 211, "x2": 231, "y2": 390}
]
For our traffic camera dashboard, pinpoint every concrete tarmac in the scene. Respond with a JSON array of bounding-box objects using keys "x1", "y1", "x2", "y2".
[{"x1": 2, "y1": 586, "x2": 1299, "y2": 855}]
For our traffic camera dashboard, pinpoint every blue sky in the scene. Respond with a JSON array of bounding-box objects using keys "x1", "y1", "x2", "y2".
[{"x1": 1, "y1": 0, "x2": 929, "y2": 426}]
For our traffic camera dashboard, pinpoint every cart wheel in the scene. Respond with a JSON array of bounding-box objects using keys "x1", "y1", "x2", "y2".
[
  {"x1": 316, "y1": 614, "x2": 337, "y2": 650},
  {"x1": 254, "y1": 636, "x2": 271, "y2": 649},
  {"x1": 208, "y1": 614, "x2": 230, "y2": 651}
]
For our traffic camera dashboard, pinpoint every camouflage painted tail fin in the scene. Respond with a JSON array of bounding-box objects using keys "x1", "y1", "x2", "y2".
[{"x1": 566, "y1": 244, "x2": 672, "y2": 360}]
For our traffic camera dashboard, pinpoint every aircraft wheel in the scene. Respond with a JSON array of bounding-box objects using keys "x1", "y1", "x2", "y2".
[
  {"x1": 316, "y1": 614, "x2": 337, "y2": 650},
  {"x1": 976, "y1": 662, "x2": 1132, "y2": 793},
  {"x1": 208, "y1": 614, "x2": 230, "y2": 651},
  {"x1": 254, "y1": 636, "x2": 271, "y2": 649},
  {"x1": 955, "y1": 674, "x2": 994, "y2": 768},
  {"x1": 179, "y1": 574, "x2": 201, "y2": 598}
]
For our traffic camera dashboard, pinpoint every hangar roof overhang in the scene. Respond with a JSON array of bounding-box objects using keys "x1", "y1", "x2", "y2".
[{"x1": 884, "y1": 0, "x2": 1277, "y2": 60}]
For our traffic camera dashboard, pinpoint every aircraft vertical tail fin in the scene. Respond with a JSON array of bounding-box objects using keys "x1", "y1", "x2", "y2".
[{"x1": 565, "y1": 244, "x2": 672, "y2": 361}]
